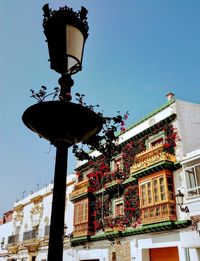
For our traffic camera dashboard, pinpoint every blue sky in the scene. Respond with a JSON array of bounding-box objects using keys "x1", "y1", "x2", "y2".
[{"x1": 0, "y1": 0, "x2": 200, "y2": 216}]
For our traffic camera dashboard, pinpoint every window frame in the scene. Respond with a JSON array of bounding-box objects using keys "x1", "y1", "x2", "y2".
[
  {"x1": 74, "y1": 198, "x2": 89, "y2": 226},
  {"x1": 146, "y1": 131, "x2": 165, "y2": 149},
  {"x1": 111, "y1": 154, "x2": 123, "y2": 171},
  {"x1": 184, "y1": 162, "x2": 200, "y2": 199},
  {"x1": 139, "y1": 171, "x2": 174, "y2": 208},
  {"x1": 113, "y1": 198, "x2": 124, "y2": 216}
]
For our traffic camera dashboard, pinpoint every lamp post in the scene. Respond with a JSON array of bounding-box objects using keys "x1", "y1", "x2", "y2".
[
  {"x1": 175, "y1": 190, "x2": 189, "y2": 213},
  {"x1": 22, "y1": 5, "x2": 102, "y2": 261}
]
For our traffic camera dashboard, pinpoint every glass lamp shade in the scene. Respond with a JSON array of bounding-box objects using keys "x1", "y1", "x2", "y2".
[
  {"x1": 66, "y1": 25, "x2": 84, "y2": 74},
  {"x1": 175, "y1": 190, "x2": 184, "y2": 206},
  {"x1": 43, "y1": 5, "x2": 89, "y2": 75}
]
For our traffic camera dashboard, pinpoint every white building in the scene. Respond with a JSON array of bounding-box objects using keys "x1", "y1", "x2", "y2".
[{"x1": 0, "y1": 175, "x2": 75, "y2": 261}]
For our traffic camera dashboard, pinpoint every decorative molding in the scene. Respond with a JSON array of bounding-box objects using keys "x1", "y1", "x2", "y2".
[
  {"x1": 30, "y1": 203, "x2": 44, "y2": 226},
  {"x1": 14, "y1": 204, "x2": 24, "y2": 212},
  {"x1": 31, "y1": 195, "x2": 43, "y2": 204},
  {"x1": 148, "y1": 117, "x2": 156, "y2": 127},
  {"x1": 69, "y1": 179, "x2": 89, "y2": 201},
  {"x1": 23, "y1": 239, "x2": 41, "y2": 252},
  {"x1": 13, "y1": 205, "x2": 24, "y2": 227},
  {"x1": 44, "y1": 216, "x2": 49, "y2": 225},
  {"x1": 130, "y1": 145, "x2": 176, "y2": 174},
  {"x1": 7, "y1": 244, "x2": 19, "y2": 254}
]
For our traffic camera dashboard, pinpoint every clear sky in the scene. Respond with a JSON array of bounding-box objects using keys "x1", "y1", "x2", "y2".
[{"x1": 0, "y1": 0, "x2": 200, "y2": 217}]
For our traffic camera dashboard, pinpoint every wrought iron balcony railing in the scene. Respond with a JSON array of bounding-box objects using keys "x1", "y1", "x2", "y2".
[
  {"x1": 23, "y1": 229, "x2": 38, "y2": 241},
  {"x1": 7, "y1": 234, "x2": 19, "y2": 245}
]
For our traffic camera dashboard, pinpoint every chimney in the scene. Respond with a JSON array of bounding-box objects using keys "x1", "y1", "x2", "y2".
[{"x1": 166, "y1": 92, "x2": 175, "y2": 102}]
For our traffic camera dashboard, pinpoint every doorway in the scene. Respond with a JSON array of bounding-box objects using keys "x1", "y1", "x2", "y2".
[{"x1": 150, "y1": 247, "x2": 179, "y2": 261}]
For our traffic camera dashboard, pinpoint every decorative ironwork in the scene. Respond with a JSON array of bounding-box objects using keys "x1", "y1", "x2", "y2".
[
  {"x1": 23, "y1": 229, "x2": 38, "y2": 241},
  {"x1": 43, "y1": 4, "x2": 89, "y2": 37},
  {"x1": 8, "y1": 234, "x2": 19, "y2": 245}
]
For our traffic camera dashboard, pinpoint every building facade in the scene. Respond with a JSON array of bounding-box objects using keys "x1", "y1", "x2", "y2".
[
  {"x1": 69, "y1": 94, "x2": 200, "y2": 261},
  {"x1": 0, "y1": 175, "x2": 75, "y2": 261},
  {"x1": 1, "y1": 94, "x2": 200, "y2": 261}
]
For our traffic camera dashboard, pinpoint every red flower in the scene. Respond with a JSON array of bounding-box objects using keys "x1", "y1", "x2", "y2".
[{"x1": 163, "y1": 143, "x2": 170, "y2": 148}]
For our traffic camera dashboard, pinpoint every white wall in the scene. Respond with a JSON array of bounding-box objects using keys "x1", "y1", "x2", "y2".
[
  {"x1": 132, "y1": 232, "x2": 186, "y2": 261},
  {"x1": 180, "y1": 230, "x2": 200, "y2": 248},
  {"x1": 175, "y1": 100, "x2": 200, "y2": 157},
  {"x1": 0, "y1": 221, "x2": 12, "y2": 260},
  {"x1": 76, "y1": 248, "x2": 108, "y2": 261}
]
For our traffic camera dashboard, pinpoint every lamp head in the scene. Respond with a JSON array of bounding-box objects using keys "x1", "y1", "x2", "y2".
[
  {"x1": 175, "y1": 189, "x2": 184, "y2": 206},
  {"x1": 43, "y1": 4, "x2": 89, "y2": 75},
  {"x1": 175, "y1": 189, "x2": 189, "y2": 213}
]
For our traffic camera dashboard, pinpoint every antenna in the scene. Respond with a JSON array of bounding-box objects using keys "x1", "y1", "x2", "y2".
[
  {"x1": 36, "y1": 183, "x2": 40, "y2": 191},
  {"x1": 22, "y1": 191, "x2": 26, "y2": 198}
]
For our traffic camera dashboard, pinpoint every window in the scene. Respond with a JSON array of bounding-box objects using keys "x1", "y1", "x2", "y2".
[
  {"x1": 185, "y1": 163, "x2": 200, "y2": 197},
  {"x1": 114, "y1": 198, "x2": 124, "y2": 216},
  {"x1": 138, "y1": 170, "x2": 176, "y2": 224},
  {"x1": 139, "y1": 173, "x2": 171, "y2": 208},
  {"x1": 44, "y1": 225, "x2": 50, "y2": 237},
  {"x1": 115, "y1": 159, "x2": 122, "y2": 171},
  {"x1": 74, "y1": 199, "x2": 89, "y2": 236},
  {"x1": 74, "y1": 199, "x2": 88, "y2": 225},
  {"x1": 151, "y1": 137, "x2": 164, "y2": 148},
  {"x1": 140, "y1": 181, "x2": 153, "y2": 207},
  {"x1": 112, "y1": 252, "x2": 117, "y2": 261},
  {"x1": 147, "y1": 132, "x2": 164, "y2": 149},
  {"x1": 111, "y1": 155, "x2": 123, "y2": 171},
  {"x1": 1, "y1": 237, "x2": 5, "y2": 248}
]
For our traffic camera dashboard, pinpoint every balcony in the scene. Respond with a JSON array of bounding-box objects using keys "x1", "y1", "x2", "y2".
[
  {"x1": 130, "y1": 144, "x2": 176, "y2": 174},
  {"x1": 73, "y1": 222, "x2": 92, "y2": 237},
  {"x1": 141, "y1": 202, "x2": 176, "y2": 225},
  {"x1": 8, "y1": 234, "x2": 19, "y2": 244},
  {"x1": 139, "y1": 170, "x2": 176, "y2": 225},
  {"x1": 7, "y1": 234, "x2": 19, "y2": 254},
  {"x1": 69, "y1": 179, "x2": 89, "y2": 201},
  {"x1": 103, "y1": 169, "x2": 126, "y2": 184},
  {"x1": 103, "y1": 215, "x2": 126, "y2": 232},
  {"x1": 23, "y1": 229, "x2": 41, "y2": 252}
]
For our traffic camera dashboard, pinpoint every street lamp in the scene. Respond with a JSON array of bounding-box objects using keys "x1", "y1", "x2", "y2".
[
  {"x1": 42, "y1": 4, "x2": 88, "y2": 76},
  {"x1": 175, "y1": 190, "x2": 189, "y2": 213},
  {"x1": 22, "y1": 4, "x2": 102, "y2": 261}
]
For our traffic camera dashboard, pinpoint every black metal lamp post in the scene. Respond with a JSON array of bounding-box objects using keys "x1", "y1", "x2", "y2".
[
  {"x1": 22, "y1": 5, "x2": 102, "y2": 261},
  {"x1": 175, "y1": 190, "x2": 189, "y2": 213}
]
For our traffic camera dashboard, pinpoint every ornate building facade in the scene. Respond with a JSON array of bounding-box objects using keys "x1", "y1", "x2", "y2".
[
  {"x1": 0, "y1": 176, "x2": 75, "y2": 261},
  {"x1": 0, "y1": 94, "x2": 200, "y2": 261},
  {"x1": 69, "y1": 94, "x2": 200, "y2": 261}
]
